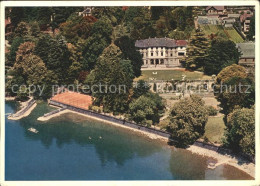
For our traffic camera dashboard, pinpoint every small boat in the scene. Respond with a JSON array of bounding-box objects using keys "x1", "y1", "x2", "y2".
[{"x1": 28, "y1": 127, "x2": 39, "y2": 133}]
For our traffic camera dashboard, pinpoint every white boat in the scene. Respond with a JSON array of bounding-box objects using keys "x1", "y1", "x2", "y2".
[{"x1": 28, "y1": 127, "x2": 39, "y2": 133}]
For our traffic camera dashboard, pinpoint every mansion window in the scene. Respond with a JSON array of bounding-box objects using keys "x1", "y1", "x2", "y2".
[
  {"x1": 170, "y1": 53, "x2": 173, "y2": 57},
  {"x1": 178, "y1": 52, "x2": 185, "y2": 56},
  {"x1": 161, "y1": 52, "x2": 163, "y2": 56},
  {"x1": 151, "y1": 52, "x2": 153, "y2": 56},
  {"x1": 156, "y1": 52, "x2": 158, "y2": 56}
]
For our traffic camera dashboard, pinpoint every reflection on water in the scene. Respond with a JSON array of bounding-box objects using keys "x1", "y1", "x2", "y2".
[{"x1": 5, "y1": 102, "x2": 253, "y2": 180}]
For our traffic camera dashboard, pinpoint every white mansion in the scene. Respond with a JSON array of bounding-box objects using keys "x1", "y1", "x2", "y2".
[{"x1": 135, "y1": 38, "x2": 187, "y2": 68}]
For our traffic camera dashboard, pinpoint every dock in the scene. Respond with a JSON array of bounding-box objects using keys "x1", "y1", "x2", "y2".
[
  {"x1": 37, "y1": 107, "x2": 67, "y2": 121},
  {"x1": 8, "y1": 97, "x2": 37, "y2": 120}
]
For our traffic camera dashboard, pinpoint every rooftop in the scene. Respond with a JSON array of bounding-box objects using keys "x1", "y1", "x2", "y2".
[
  {"x1": 206, "y1": 6, "x2": 225, "y2": 11},
  {"x1": 236, "y1": 42, "x2": 255, "y2": 58},
  {"x1": 135, "y1": 38, "x2": 187, "y2": 48},
  {"x1": 51, "y1": 92, "x2": 93, "y2": 110}
]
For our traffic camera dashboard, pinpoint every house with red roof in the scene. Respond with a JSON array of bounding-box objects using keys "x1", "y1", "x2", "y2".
[
  {"x1": 240, "y1": 13, "x2": 253, "y2": 33},
  {"x1": 135, "y1": 38, "x2": 187, "y2": 68}
]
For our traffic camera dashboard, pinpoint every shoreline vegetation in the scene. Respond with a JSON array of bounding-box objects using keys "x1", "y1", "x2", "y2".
[{"x1": 32, "y1": 101, "x2": 255, "y2": 179}]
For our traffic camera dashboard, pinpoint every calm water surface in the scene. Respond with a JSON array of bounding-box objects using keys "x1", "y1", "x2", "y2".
[{"x1": 5, "y1": 101, "x2": 253, "y2": 180}]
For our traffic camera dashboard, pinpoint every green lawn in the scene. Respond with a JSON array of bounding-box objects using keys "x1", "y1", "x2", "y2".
[
  {"x1": 203, "y1": 115, "x2": 226, "y2": 144},
  {"x1": 135, "y1": 70, "x2": 211, "y2": 81},
  {"x1": 224, "y1": 27, "x2": 244, "y2": 43},
  {"x1": 201, "y1": 25, "x2": 244, "y2": 43}
]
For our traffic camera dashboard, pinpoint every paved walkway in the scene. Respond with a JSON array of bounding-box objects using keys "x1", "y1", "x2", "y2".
[{"x1": 8, "y1": 97, "x2": 37, "y2": 120}]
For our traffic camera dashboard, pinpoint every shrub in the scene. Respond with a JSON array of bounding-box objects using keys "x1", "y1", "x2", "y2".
[
  {"x1": 128, "y1": 92, "x2": 165, "y2": 126},
  {"x1": 206, "y1": 105, "x2": 218, "y2": 116}
]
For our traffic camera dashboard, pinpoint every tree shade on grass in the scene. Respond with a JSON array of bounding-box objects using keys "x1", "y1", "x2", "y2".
[{"x1": 135, "y1": 70, "x2": 210, "y2": 81}]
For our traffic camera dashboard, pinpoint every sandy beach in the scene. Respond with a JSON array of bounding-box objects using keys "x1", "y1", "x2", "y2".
[{"x1": 50, "y1": 109, "x2": 254, "y2": 178}]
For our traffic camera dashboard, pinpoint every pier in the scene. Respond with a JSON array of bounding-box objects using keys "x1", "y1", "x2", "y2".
[
  {"x1": 37, "y1": 107, "x2": 67, "y2": 121},
  {"x1": 8, "y1": 97, "x2": 37, "y2": 120}
]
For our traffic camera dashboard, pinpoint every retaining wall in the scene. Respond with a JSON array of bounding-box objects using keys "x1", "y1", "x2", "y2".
[
  {"x1": 49, "y1": 100, "x2": 171, "y2": 138},
  {"x1": 12, "y1": 98, "x2": 36, "y2": 117},
  {"x1": 43, "y1": 107, "x2": 67, "y2": 117}
]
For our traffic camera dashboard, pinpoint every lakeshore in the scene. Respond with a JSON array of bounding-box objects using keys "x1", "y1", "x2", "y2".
[
  {"x1": 39, "y1": 107, "x2": 255, "y2": 178},
  {"x1": 5, "y1": 101, "x2": 254, "y2": 180}
]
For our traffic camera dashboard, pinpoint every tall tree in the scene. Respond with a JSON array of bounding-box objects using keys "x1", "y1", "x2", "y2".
[
  {"x1": 82, "y1": 34, "x2": 110, "y2": 70},
  {"x1": 203, "y1": 40, "x2": 241, "y2": 75},
  {"x1": 167, "y1": 95, "x2": 208, "y2": 147},
  {"x1": 67, "y1": 43, "x2": 83, "y2": 83},
  {"x1": 51, "y1": 7, "x2": 78, "y2": 30},
  {"x1": 47, "y1": 36, "x2": 71, "y2": 84},
  {"x1": 7, "y1": 36, "x2": 24, "y2": 66},
  {"x1": 29, "y1": 21, "x2": 40, "y2": 37},
  {"x1": 85, "y1": 44, "x2": 134, "y2": 113},
  {"x1": 34, "y1": 34, "x2": 52, "y2": 65},
  {"x1": 10, "y1": 7, "x2": 25, "y2": 27},
  {"x1": 114, "y1": 36, "x2": 143, "y2": 77},
  {"x1": 92, "y1": 7, "x2": 124, "y2": 26},
  {"x1": 225, "y1": 107, "x2": 255, "y2": 157},
  {"x1": 185, "y1": 28, "x2": 210, "y2": 70},
  {"x1": 37, "y1": 7, "x2": 53, "y2": 30},
  {"x1": 14, "y1": 21, "x2": 29, "y2": 37},
  {"x1": 82, "y1": 18, "x2": 113, "y2": 70},
  {"x1": 214, "y1": 64, "x2": 254, "y2": 116},
  {"x1": 60, "y1": 15, "x2": 97, "y2": 44}
]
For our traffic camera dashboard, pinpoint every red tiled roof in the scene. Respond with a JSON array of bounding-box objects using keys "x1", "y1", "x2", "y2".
[
  {"x1": 176, "y1": 40, "x2": 187, "y2": 46},
  {"x1": 206, "y1": 6, "x2": 225, "y2": 11},
  {"x1": 51, "y1": 92, "x2": 93, "y2": 110},
  {"x1": 240, "y1": 13, "x2": 253, "y2": 22}
]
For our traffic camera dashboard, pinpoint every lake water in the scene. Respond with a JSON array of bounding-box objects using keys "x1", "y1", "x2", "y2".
[{"x1": 5, "y1": 101, "x2": 253, "y2": 180}]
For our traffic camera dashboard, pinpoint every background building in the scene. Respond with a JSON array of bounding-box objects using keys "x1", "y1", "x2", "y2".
[{"x1": 236, "y1": 42, "x2": 255, "y2": 73}]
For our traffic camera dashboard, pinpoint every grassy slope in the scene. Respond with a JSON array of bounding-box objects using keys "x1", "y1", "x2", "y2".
[
  {"x1": 159, "y1": 115, "x2": 226, "y2": 144},
  {"x1": 201, "y1": 25, "x2": 244, "y2": 43},
  {"x1": 203, "y1": 115, "x2": 226, "y2": 144},
  {"x1": 135, "y1": 70, "x2": 211, "y2": 81}
]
